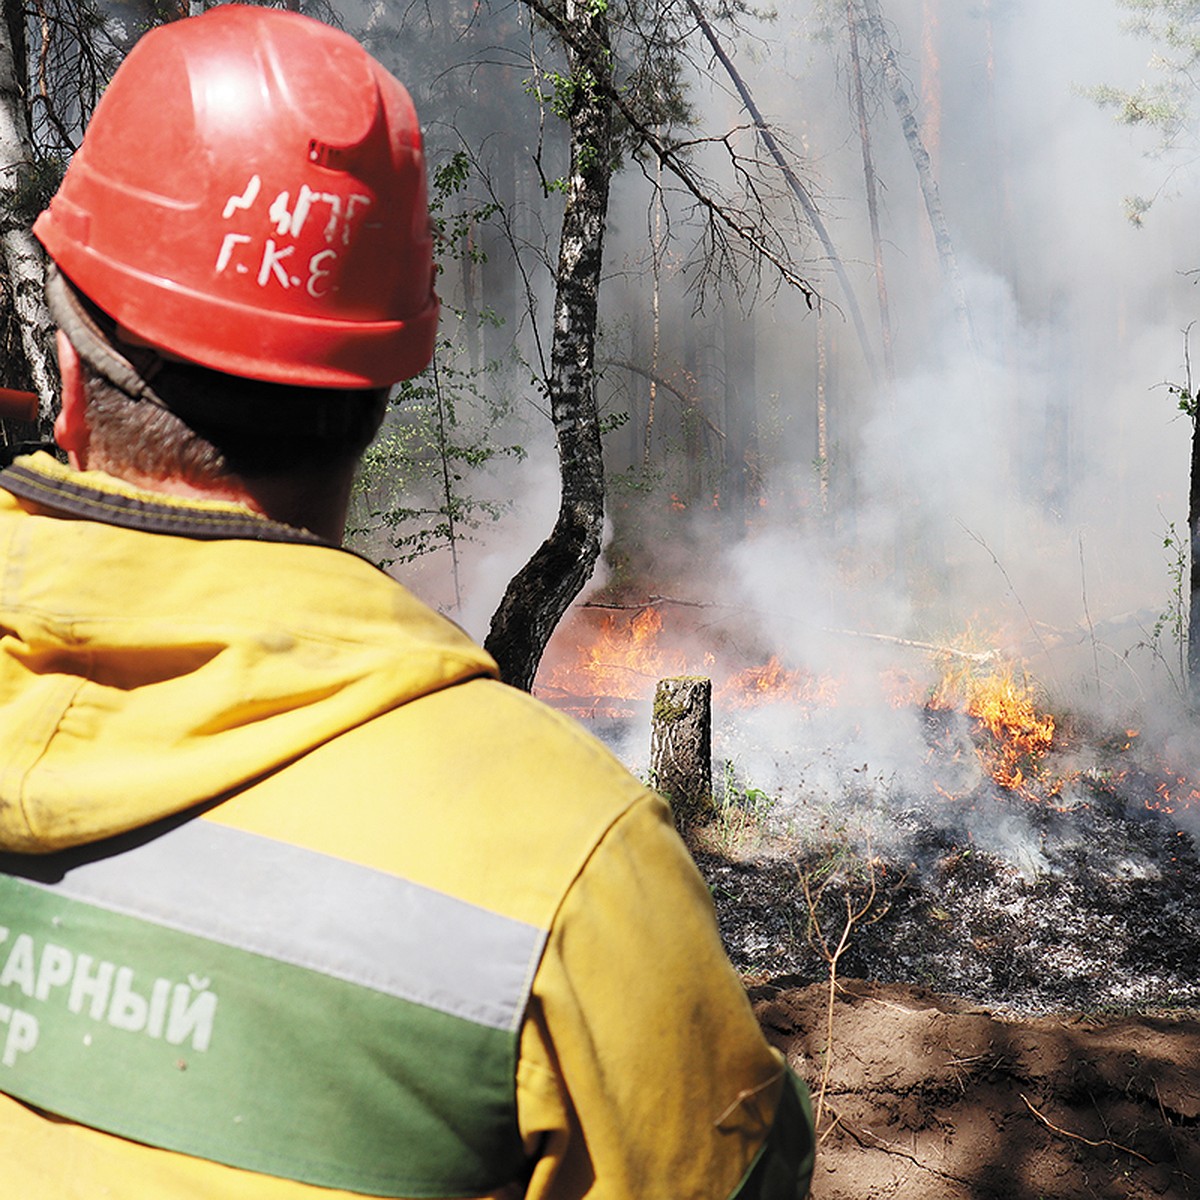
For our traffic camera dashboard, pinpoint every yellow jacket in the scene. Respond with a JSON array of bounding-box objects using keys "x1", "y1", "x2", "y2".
[{"x1": 0, "y1": 454, "x2": 813, "y2": 1198}]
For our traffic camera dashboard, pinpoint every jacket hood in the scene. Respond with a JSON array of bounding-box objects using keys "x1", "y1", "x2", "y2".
[{"x1": 0, "y1": 455, "x2": 497, "y2": 853}]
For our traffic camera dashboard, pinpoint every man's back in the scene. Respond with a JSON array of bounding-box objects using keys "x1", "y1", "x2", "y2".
[{"x1": 0, "y1": 456, "x2": 813, "y2": 1197}]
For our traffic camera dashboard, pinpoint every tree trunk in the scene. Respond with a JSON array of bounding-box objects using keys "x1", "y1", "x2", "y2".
[
  {"x1": 723, "y1": 292, "x2": 757, "y2": 526},
  {"x1": 683, "y1": 322, "x2": 704, "y2": 504},
  {"x1": 858, "y1": 0, "x2": 976, "y2": 356},
  {"x1": 1188, "y1": 412, "x2": 1200, "y2": 695},
  {"x1": 650, "y1": 676, "x2": 713, "y2": 827},
  {"x1": 847, "y1": 0, "x2": 895, "y2": 385},
  {"x1": 684, "y1": 0, "x2": 880, "y2": 384},
  {"x1": 920, "y1": 0, "x2": 942, "y2": 174},
  {"x1": 485, "y1": 0, "x2": 613, "y2": 691},
  {"x1": 643, "y1": 150, "x2": 662, "y2": 471},
  {"x1": 0, "y1": 0, "x2": 56, "y2": 429},
  {"x1": 817, "y1": 308, "x2": 829, "y2": 514}
]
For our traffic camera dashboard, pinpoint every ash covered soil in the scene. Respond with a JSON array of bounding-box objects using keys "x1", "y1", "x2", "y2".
[{"x1": 686, "y1": 715, "x2": 1200, "y2": 1198}]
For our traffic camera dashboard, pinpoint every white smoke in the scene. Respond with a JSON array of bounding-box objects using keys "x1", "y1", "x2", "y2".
[{"x1": 370, "y1": 0, "x2": 1200, "y2": 855}]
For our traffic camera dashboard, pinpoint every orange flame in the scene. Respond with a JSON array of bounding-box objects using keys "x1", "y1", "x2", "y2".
[
  {"x1": 539, "y1": 608, "x2": 687, "y2": 713},
  {"x1": 539, "y1": 610, "x2": 1200, "y2": 818},
  {"x1": 929, "y1": 662, "x2": 1056, "y2": 795},
  {"x1": 715, "y1": 656, "x2": 841, "y2": 711}
]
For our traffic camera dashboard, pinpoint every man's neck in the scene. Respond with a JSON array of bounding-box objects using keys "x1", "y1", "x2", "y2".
[{"x1": 77, "y1": 455, "x2": 353, "y2": 544}]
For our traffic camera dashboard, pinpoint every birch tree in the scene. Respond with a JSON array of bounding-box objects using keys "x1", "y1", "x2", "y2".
[
  {"x1": 856, "y1": 0, "x2": 975, "y2": 355},
  {"x1": 484, "y1": 0, "x2": 614, "y2": 691},
  {"x1": 0, "y1": 0, "x2": 56, "y2": 425},
  {"x1": 483, "y1": 0, "x2": 823, "y2": 689},
  {"x1": 0, "y1": 0, "x2": 125, "y2": 430}
]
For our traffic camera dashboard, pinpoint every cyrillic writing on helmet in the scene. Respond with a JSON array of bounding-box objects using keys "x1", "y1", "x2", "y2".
[{"x1": 215, "y1": 173, "x2": 374, "y2": 299}]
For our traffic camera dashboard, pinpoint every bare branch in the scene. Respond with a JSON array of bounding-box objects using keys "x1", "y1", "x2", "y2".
[{"x1": 518, "y1": 0, "x2": 820, "y2": 305}]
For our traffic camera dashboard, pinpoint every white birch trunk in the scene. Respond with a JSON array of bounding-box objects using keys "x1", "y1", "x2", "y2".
[
  {"x1": 859, "y1": 0, "x2": 976, "y2": 356},
  {"x1": 0, "y1": 6, "x2": 56, "y2": 424},
  {"x1": 485, "y1": 0, "x2": 613, "y2": 690}
]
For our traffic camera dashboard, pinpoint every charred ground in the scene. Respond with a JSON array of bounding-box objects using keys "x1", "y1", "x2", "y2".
[
  {"x1": 696, "y1": 781, "x2": 1200, "y2": 1013},
  {"x1": 686, "y1": 709, "x2": 1200, "y2": 1198}
]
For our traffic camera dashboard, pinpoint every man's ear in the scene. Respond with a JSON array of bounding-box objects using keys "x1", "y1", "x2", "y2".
[{"x1": 53, "y1": 331, "x2": 90, "y2": 467}]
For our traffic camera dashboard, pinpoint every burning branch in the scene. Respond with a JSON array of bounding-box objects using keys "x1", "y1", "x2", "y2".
[
  {"x1": 581, "y1": 594, "x2": 715, "y2": 611},
  {"x1": 826, "y1": 628, "x2": 1001, "y2": 665},
  {"x1": 580, "y1": 600, "x2": 1006, "y2": 665}
]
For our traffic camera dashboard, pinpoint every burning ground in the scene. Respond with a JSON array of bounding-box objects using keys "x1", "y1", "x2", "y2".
[
  {"x1": 699, "y1": 710, "x2": 1200, "y2": 1197},
  {"x1": 536, "y1": 605, "x2": 1200, "y2": 1197},
  {"x1": 697, "y1": 717, "x2": 1200, "y2": 1015},
  {"x1": 539, "y1": 603, "x2": 1200, "y2": 1013}
]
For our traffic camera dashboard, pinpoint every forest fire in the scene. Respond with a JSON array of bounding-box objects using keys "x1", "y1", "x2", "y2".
[
  {"x1": 538, "y1": 597, "x2": 1200, "y2": 1022},
  {"x1": 537, "y1": 608, "x2": 1200, "y2": 1015},
  {"x1": 537, "y1": 607, "x2": 686, "y2": 715},
  {"x1": 925, "y1": 659, "x2": 1058, "y2": 799},
  {"x1": 539, "y1": 606, "x2": 844, "y2": 718},
  {"x1": 537, "y1": 603, "x2": 1069, "y2": 806},
  {"x1": 715, "y1": 657, "x2": 842, "y2": 711}
]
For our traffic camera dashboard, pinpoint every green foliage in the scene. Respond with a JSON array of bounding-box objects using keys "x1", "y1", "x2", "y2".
[
  {"x1": 698, "y1": 760, "x2": 778, "y2": 855},
  {"x1": 0, "y1": 152, "x2": 67, "y2": 227},
  {"x1": 1168, "y1": 377, "x2": 1196, "y2": 418},
  {"x1": 1090, "y1": 79, "x2": 1190, "y2": 139},
  {"x1": 1132, "y1": 517, "x2": 1191, "y2": 696},
  {"x1": 348, "y1": 153, "x2": 524, "y2": 576},
  {"x1": 351, "y1": 344, "x2": 525, "y2": 569},
  {"x1": 1166, "y1": 325, "x2": 1197, "y2": 420},
  {"x1": 607, "y1": 465, "x2": 661, "y2": 494},
  {"x1": 599, "y1": 409, "x2": 630, "y2": 434},
  {"x1": 521, "y1": 0, "x2": 696, "y2": 167},
  {"x1": 534, "y1": 68, "x2": 592, "y2": 121},
  {"x1": 1088, "y1": 1, "x2": 1200, "y2": 218},
  {"x1": 429, "y1": 151, "x2": 499, "y2": 266}
]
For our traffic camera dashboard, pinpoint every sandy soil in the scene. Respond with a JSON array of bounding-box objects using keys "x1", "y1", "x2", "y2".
[{"x1": 751, "y1": 977, "x2": 1200, "y2": 1200}]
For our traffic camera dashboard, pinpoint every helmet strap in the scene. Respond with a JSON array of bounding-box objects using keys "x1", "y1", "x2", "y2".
[{"x1": 45, "y1": 264, "x2": 172, "y2": 411}]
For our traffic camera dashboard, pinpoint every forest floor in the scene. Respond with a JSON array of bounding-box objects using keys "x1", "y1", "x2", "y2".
[
  {"x1": 748, "y1": 975, "x2": 1200, "y2": 1200},
  {"x1": 686, "y1": 769, "x2": 1200, "y2": 1199},
  {"x1": 580, "y1": 675, "x2": 1200, "y2": 1196}
]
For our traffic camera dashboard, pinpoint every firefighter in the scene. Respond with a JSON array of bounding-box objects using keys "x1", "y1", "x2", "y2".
[{"x1": 0, "y1": 7, "x2": 814, "y2": 1197}]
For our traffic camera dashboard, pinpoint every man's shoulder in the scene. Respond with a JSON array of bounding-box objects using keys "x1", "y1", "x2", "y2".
[{"x1": 210, "y1": 675, "x2": 663, "y2": 930}]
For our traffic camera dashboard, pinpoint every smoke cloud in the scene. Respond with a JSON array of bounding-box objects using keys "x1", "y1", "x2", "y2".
[{"x1": 372, "y1": 0, "x2": 1200, "y2": 857}]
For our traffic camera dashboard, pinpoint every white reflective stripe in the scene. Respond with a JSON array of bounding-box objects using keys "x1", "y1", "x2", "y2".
[{"x1": 20, "y1": 821, "x2": 545, "y2": 1033}]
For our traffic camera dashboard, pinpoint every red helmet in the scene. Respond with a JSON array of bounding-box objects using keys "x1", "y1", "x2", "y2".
[{"x1": 34, "y1": 5, "x2": 438, "y2": 389}]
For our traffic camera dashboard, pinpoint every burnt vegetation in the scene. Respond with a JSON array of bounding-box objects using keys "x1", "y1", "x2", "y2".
[{"x1": 697, "y1": 710, "x2": 1200, "y2": 1015}]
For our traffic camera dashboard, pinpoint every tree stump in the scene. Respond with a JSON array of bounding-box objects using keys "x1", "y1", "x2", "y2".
[{"x1": 650, "y1": 676, "x2": 713, "y2": 828}]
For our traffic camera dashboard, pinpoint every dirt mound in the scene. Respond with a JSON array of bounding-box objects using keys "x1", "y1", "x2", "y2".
[{"x1": 750, "y1": 978, "x2": 1200, "y2": 1199}]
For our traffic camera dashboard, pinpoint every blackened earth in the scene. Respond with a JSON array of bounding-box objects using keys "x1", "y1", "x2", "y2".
[{"x1": 696, "y1": 778, "x2": 1200, "y2": 1013}]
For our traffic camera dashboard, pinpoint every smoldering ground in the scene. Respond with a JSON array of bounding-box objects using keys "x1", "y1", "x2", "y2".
[{"x1": 361, "y1": 1, "x2": 1200, "y2": 1007}]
